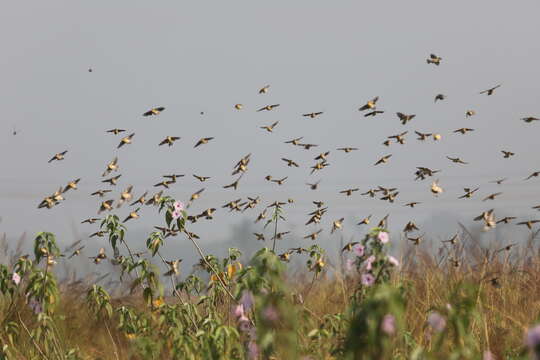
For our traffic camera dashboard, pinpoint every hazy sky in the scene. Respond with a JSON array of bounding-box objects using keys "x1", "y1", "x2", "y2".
[{"x1": 1, "y1": 1, "x2": 540, "y2": 268}]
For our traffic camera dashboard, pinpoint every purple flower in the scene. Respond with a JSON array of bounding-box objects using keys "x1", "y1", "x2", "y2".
[
  {"x1": 365, "y1": 255, "x2": 376, "y2": 271},
  {"x1": 172, "y1": 209, "x2": 181, "y2": 220},
  {"x1": 353, "y1": 244, "x2": 365, "y2": 257},
  {"x1": 28, "y1": 298, "x2": 42, "y2": 314},
  {"x1": 427, "y1": 312, "x2": 446, "y2": 332},
  {"x1": 247, "y1": 341, "x2": 259, "y2": 360},
  {"x1": 387, "y1": 255, "x2": 399, "y2": 267},
  {"x1": 381, "y1": 314, "x2": 396, "y2": 335},
  {"x1": 238, "y1": 317, "x2": 251, "y2": 332},
  {"x1": 361, "y1": 273, "x2": 375, "y2": 286},
  {"x1": 240, "y1": 291, "x2": 254, "y2": 311},
  {"x1": 526, "y1": 324, "x2": 540, "y2": 349},
  {"x1": 12, "y1": 272, "x2": 21, "y2": 285},
  {"x1": 377, "y1": 231, "x2": 389, "y2": 244},
  {"x1": 262, "y1": 305, "x2": 279, "y2": 323},
  {"x1": 174, "y1": 201, "x2": 184, "y2": 211}
]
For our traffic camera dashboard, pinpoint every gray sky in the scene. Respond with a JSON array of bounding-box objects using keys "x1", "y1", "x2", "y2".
[{"x1": 1, "y1": 1, "x2": 540, "y2": 271}]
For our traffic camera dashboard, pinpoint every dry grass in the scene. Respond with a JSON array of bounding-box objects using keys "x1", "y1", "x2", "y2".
[{"x1": 1, "y1": 229, "x2": 539, "y2": 359}]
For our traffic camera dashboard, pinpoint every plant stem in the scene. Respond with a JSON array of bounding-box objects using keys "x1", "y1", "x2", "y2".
[
  {"x1": 17, "y1": 312, "x2": 49, "y2": 360},
  {"x1": 184, "y1": 231, "x2": 237, "y2": 302}
]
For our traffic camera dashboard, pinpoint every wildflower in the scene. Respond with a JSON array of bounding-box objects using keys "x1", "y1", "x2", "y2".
[
  {"x1": 126, "y1": 333, "x2": 136, "y2": 340},
  {"x1": 240, "y1": 291, "x2": 254, "y2": 311},
  {"x1": 427, "y1": 312, "x2": 446, "y2": 332},
  {"x1": 353, "y1": 244, "x2": 365, "y2": 257},
  {"x1": 381, "y1": 314, "x2": 396, "y2": 335},
  {"x1": 28, "y1": 298, "x2": 42, "y2": 314},
  {"x1": 152, "y1": 297, "x2": 164, "y2": 308},
  {"x1": 361, "y1": 273, "x2": 375, "y2": 287},
  {"x1": 247, "y1": 341, "x2": 259, "y2": 360},
  {"x1": 238, "y1": 318, "x2": 251, "y2": 332},
  {"x1": 234, "y1": 304, "x2": 245, "y2": 319},
  {"x1": 365, "y1": 255, "x2": 376, "y2": 271},
  {"x1": 387, "y1": 255, "x2": 399, "y2": 267},
  {"x1": 525, "y1": 324, "x2": 540, "y2": 351},
  {"x1": 172, "y1": 209, "x2": 181, "y2": 220},
  {"x1": 483, "y1": 350, "x2": 496, "y2": 360},
  {"x1": 377, "y1": 231, "x2": 389, "y2": 244},
  {"x1": 262, "y1": 305, "x2": 279, "y2": 323},
  {"x1": 12, "y1": 272, "x2": 21, "y2": 285},
  {"x1": 173, "y1": 201, "x2": 184, "y2": 211}
]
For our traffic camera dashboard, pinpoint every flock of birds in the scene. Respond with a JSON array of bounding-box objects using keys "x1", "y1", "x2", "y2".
[{"x1": 26, "y1": 53, "x2": 540, "y2": 267}]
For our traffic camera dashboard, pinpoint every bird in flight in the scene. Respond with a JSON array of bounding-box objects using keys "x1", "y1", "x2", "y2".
[
  {"x1": 453, "y1": 128, "x2": 474, "y2": 135},
  {"x1": 303, "y1": 112, "x2": 324, "y2": 118},
  {"x1": 337, "y1": 147, "x2": 358, "y2": 153},
  {"x1": 193, "y1": 174, "x2": 211, "y2": 182},
  {"x1": 118, "y1": 133, "x2": 135, "y2": 148},
  {"x1": 374, "y1": 154, "x2": 392, "y2": 166},
  {"x1": 516, "y1": 220, "x2": 540, "y2": 230},
  {"x1": 434, "y1": 94, "x2": 446, "y2": 102},
  {"x1": 194, "y1": 137, "x2": 214, "y2": 148},
  {"x1": 479, "y1": 84, "x2": 501, "y2": 96},
  {"x1": 285, "y1": 137, "x2": 303, "y2": 146},
  {"x1": 107, "y1": 128, "x2": 126, "y2": 135},
  {"x1": 459, "y1": 187, "x2": 479, "y2": 199},
  {"x1": 365, "y1": 110, "x2": 384, "y2": 117},
  {"x1": 102, "y1": 174, "x2": 122, "y2": 186},
  {"x1": 91, "y1": 189, "x2": 112, "y2": 197},
  {"x1": 102, "y1": 157, "x2": 119, "y2": 177},
  {"x1": 259, "y1": 85, "x2": 270, "y2": 94},
  {"x1": 483, "y1": 192, "x2": 502, "y2": 201},
  {"x1": 257, "y1": 104, "x2": 280, "y2": 112},
  {"x1": 143, "y1": 106, "x2": 165, "y2": 116},
  {"x1": 159, "y1": 136, "x2": 181, "y2": 147},
  {"x1": 49, "y1": 151, "x2": 68, "y2": 163},
  {"x1": 340, "y1": 188, "x2": 359, "y2": 196},
  {"x1": 359, "y1": 96, "x2": 379, "y2": 111},
  {"x1": 281, "y1": 158, "x2": 299, "y2": 168},
  {"x1": 521, "y1": 116, "x2": 539, "y2": 123},
  {"x1": 447, "y1": 156, "x2": 468, "y2": 165},
  {"x1": 260, "y1": 121, "x2": 279, "y2": 133},
  {"x1": 525, "y1": 171, "x2": 540, "y2": 180},
  {"x1": 426, "y1": 54, "x2": 442, "y2": 66},
  {"x1": 396, "y1": 112, "x2": 416, "y2": 125},
  {"x1": 501, "y1": 150, "x2": 515, "y2": 158}
]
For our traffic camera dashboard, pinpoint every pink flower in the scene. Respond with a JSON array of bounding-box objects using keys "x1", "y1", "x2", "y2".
[
  {"x1": 427, "y1": 312, "x2": 446, "y2": 332},
  {"x1": 483, "y1": 350, "x2": 496, "y2": 360},
  {"x1": 387, "y1": 255, "x2": 399, "y2": 267},
  {"x1": 262, "y1": 305, "x2": 279, "y2": 323},
  {"x1": 172, "y1": 209, "x2": 181, "y2": 220},
  {"x1": 361, "y1": 273, "x2": 375, "y2": 286},
  {"x1": 234, "y1": 304, "x2": 245, "y2": 319},
  {"x1": 381, "y1": 314, "x2": 396, "y2": 335},
  {"x1": 353, "y1": 244, "x2": 365, "y2": 257},
  {"x1": 365, "y1": 255, "x2": 376, "y2": 271},
  {"x1": 526, "y1": 324, "x2": 540, "y2": 349},
  {"x1": 12, "y1": 272, "x2": 21, "y2": 285},
  {"x1": 174, "y1": 201, "x2": 184, "y2": 211},
  {"x1": 377, "y1": 231, "x2": 389, "y2": 244}
]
